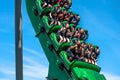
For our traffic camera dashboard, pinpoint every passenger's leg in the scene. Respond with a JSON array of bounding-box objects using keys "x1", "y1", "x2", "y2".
[{"x1": 59, "y1": 35, "x2": 63, "y2": 43}]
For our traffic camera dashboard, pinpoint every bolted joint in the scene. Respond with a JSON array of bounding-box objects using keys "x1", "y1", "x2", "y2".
[
  {"x1": 34, "y1": 9, "x2": 38, "y2": 16},
  {"x1": 49, "y1": 44, "x2": 54, "y2": 51},
  {"x1": 59, "y1": 63, "x2": 65, "y2": 71}
]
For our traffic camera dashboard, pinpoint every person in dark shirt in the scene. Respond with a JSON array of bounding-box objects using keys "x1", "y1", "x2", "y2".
[
  {"x1": 67, "y1": 40, "x2": 82, "y2": 61},
  {"x1": 71, "y1": 14, "x2": 80, "y2": 25},
  {"x1": 84, "y1": 30, "x2": 88, "y2": 41},
  {"x1": 57, "y1": 23, "x2": 69, "y2": 43}
]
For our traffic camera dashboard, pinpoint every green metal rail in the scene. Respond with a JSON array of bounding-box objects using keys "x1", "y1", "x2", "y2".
[{"x1": 26, "y1": 0, "x2": 106, "y2": 80}]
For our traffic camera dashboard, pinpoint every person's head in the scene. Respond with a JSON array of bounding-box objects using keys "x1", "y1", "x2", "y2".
[
  {"x1": 81, "y1": 42, "x2": 85, "y2": 47},
  {"x1": 57, "y1": 13, "x2": 62, "y2": 18},
  {"x1": 80, "y1": 28, "x2": 84, "y2": 34},
  {"x1": 76, "y1": 28, "x2": 79, "y2": 31},
  {"x1": 75, "y1": 14, "x2": 80, "y2": 20},
  {"x1": 95, "y1": 47, "x2": 100, "y2": 54},
  {"x1": 88, "y1": 43, "x2": 92, "y2": 48},
  {"x1": 63, "y1": 10, "x2": 67, "y2": 15},
  {"x1": 81, "y1": 47, "x2": 85, "y2": 53},
  {"x1": 56, "y1": 6, "x2": 60, "y2": 12},
  {"x1": 85, "y1": 48, "x2": 89, "y2": 53},
  {"x1": 48, "y1": 4, "x2": 52, "y2": 8},
  {"x1": 75, "y1": 30, "x2": 78, "y2": 34},
  {"x1": 57, "y1": 0, "x2": 61, "y2": 3},
  {"x1": 90, "y1": 46, "x2": 93, "y2": 51},
  {"x1": 63, "y1": 24, "x2": 68, "y2": 29},
  {"x1": 75, "y1": 46, "x2": 78, "y2": 51},
  {"x1": 63, "y1": 0, "x2": 66, "y2": 2},
  {"x1": 60, "y1": 0, "x2": 64, "y2": 5},
  {"x1": 68, "y1": 56, "x2": 73, "y2": 62},
  {"x1": 83, "y1": 44, "x2": 87, "y2": 48},
  {"x1": 67, "y1": 29, "x2": 70, "y2": 32},
  {"x1": 70, "y1": 26, "x2": 75, "y2": 32},
  {"x1": 64, "y1": 14, "x2": 68, "y2": 17},
  {"x1": 76, "y1": 40, "x2": 80, "y2": 45},
  {"x1": 69, "y1": 12, "x2": 74, "y2": 17},
  {"x1": 96, "y1": 46, "x2": 99, "y2": 49},
  {"x1": 63, "y1": 2, "x2": 67, "y2": 7},
  {"x1": 79, "y1": 46, "x2": 82, "y2": 50},
  {"x1": 85, "y1": 30, "x2": 88, "y2": 34},
  {"x1": 68, "y1": 0, "x2": 71, "y2": 4}
]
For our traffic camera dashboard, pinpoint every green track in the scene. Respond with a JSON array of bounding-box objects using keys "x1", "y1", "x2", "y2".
[{"x1": 26, "y1": 0, "x2": 106, "y2": 80}]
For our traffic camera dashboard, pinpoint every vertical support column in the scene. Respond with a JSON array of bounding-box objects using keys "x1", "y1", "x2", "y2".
[{"x1": 15, "y1": 0, "x2": 23, "y2": 80}]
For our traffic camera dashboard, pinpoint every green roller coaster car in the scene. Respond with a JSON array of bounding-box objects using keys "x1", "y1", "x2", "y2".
[
  {"x1": 34, "y1": 0, "x2": 43, "y2": 15},
  {"x1": 50, "y1": 33, "x2": 87, "y2": 51},
  {"x1": 42, "y1": 16, "x2": 62, "y2": 33},
  {"x1": 40, "y1": 5, "x2": 66, "y2": 17},
  {"x1": 50, "y1": 33, "x2": 72, "y2": 51},
  {"x1": 59, "y1": 51, "x2": 106, "y2": 80},
  {"x1": 50, "y1": 33, "x2": 85, "y2": 51},
  {"x1": 26, "y1": 0, "x2": 106, "y2": 80},
  {"x1": 35, "y1": 0, "x2": 60, "y2": 16}
]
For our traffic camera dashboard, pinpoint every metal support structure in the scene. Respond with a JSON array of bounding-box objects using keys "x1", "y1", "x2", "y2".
[{"x1": 15, "y1": 0, "x2": 23, "y2": 80}]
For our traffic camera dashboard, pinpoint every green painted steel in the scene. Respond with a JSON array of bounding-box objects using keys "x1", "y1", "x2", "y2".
[{"x1": 26, "y1": 0, "x2": 106, "y2": 80}]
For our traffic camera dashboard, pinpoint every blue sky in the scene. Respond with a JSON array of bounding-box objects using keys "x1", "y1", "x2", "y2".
[{"x1": 0, "y1": 0, "x2": 120, "y2": 80}]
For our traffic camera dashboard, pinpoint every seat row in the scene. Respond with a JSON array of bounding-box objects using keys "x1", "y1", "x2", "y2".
[{"x1": 34, "y1": 0, "x2": 100, "y2": 66}]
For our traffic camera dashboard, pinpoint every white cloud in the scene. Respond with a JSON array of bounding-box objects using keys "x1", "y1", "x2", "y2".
[
  {"x1": 0, "y1": 57, "x2": 48, "y2": 80},
  {"x1": 23, "y1": 47, "x2": 48, "y2": 79},
  {"x1": 1, "y1": 44, "x2": 120, "y2": 80},
  {"x1": 102, "y1": 72, "x2": 120, "y2": 80},
  {"x1": 23, "y1": 56, "x2": 48, "y2": 79},
  {"x1": 0, "y1": 66, "x2": 15, "y2": 80},
  {"x1": 24, "y1": 48, "x2": 38, "y2": 55},
  {"x1": 24, "y1": 64, "x2": 48, "y2": 78},
  {"x1": 23, "y1": 47, "x2": 44, "y2": 58},
  {"x1": 0, "y1": 67, "x2": 15, "y2": 75},
  {"x1": 7, "y1": 44, "x2": 46, "y2": 59},
  {"x1": 0, "y1": 46, "x2": 48, "y2": 80}
]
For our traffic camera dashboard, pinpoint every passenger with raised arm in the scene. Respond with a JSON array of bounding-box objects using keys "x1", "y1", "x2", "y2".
[
  {"x1": 71, "y1": 14, "x2": 80, "y2": 25},
  {"x1": 42, "y1": 0, "x2": 53, "y2": 9},
  {"x1": 67, "y1": 40, "x2": 82, "y2": 60},
  {"x1": 59, "y1": 0, "x2": 72, "y2": 9},
  {"x1": 57, "y1": 23, "x2": 69, "y2": 43}
]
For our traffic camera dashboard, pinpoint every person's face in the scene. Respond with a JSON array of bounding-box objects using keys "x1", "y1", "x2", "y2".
[
  {"x1": 63, "y1": 11, "x2": 67, "y2": 14},
  {"x1": 57, "y1": 9, "x2": 60, "y2": 13},
  {"x1": 66, "y1": 23, "x2": 69, "y2": 28},
  {"x1": 80, "y1": 29, "x2": 84, "y2": 33},
  {"x1": 63, "y1": 0, "x2": 66, "y2": 2},
  {"x1": 77, "y1": 16, "x2": 80, "y2": 20},
  {"x1": 64, "y1": 3, "x2": 67, "y2": 6},
  {"x1": 81, "y1": 43, "x2": 85, "y2": 47},
  {"x1": 67, "y1": 29, "x2": 70, "y2": 32},
  {"x1": 96, "y1": 48, "x2": 100, "y2": 53},
  {"x1": 76, "y1": 30, "x2": 78, "y2": 33},
  {"x1": 68, "y1": 0, "x2": 71, "y2": 4},
  {"x1": 90, "y1": 47, "x2": 93, "y2": 50},
  {"x1": 84, "y1": 44, "x2": 87, "y2": 48},
  {"x1": 88, "y1": 44, "x2": 92, "y2": 47},
  {"x1": 71, "y1": 27, "x2": 74, "y2": 31},
  {"x1": 76, "y1": 15, "x2": 80, "y2": 19},
  {"x1": 77, "y1": 41, "x2": 80, "y2": 45},
  {"x1": 70, "y1": 13, "x2": 73, "y2": 17}
]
